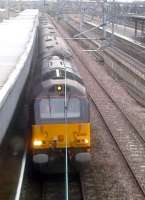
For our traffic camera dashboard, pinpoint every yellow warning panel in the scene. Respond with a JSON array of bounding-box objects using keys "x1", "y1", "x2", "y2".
[{"x1": 32, "y1": 123, "x2": 91, "y2": 149}]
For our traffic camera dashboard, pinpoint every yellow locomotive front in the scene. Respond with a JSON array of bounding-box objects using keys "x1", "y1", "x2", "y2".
[{"x1": 31, "y1": 85, "x2": 91, "y2": 171}]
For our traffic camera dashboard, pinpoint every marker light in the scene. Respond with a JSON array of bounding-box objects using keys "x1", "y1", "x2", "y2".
[
  {"x1": 33, "y1": 140, "x2": 43, "y2": 146},
  {"x1": 84, "y1": 139, "x2": 89, "y2": 144},
  {"x1": 57, "y1": 85, "x2": 62, "y2": 92}
]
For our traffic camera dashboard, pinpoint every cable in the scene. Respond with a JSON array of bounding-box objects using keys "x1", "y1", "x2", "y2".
[{"x1": 64, "y1": 60, "x2": 69, "y2": 200}]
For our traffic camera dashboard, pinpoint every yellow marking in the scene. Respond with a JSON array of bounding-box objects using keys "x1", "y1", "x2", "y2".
[{"x1": 31, "y1": 123, "x2": 91, "y2": 149}]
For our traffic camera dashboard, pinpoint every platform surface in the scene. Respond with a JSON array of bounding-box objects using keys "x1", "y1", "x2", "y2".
[{"x1": 0, "y1": 9, "x2": 39, "y2": 143}]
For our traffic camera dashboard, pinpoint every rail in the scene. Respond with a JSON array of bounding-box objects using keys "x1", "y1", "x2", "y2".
[{"x1": 14, "y1": 148, "x2": 27, "y2": 200}]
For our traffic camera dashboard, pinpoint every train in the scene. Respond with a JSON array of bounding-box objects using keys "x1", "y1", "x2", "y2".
[{"x1": 30, "y1": 14, "x2": 91, "y2": 173}]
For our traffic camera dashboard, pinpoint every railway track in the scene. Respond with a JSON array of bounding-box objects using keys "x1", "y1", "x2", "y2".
[
  {"x1": 57, "y1": 19, "x2": 145, "y2": 143},
  {"x1": 42, "y1": 178, "x2": 82, "y2": 200},
  {"x1": 52, "y1": 20, "x2": 145, "y2": 197},
  {"x1": 89, "y1": 98, "x2": 145, "y2": 199},
  {"x1": 78, "y1": 56, "x2": 145, "y2": 196},
  {"x1": 64, "y1": 17, "x2": 145, "y2": 105},
  {"x1": 14, "y1": 154, "x2": 91, "y2": 200},
  {"x1": 20, "y1": 169, "x2": 83, "y2": 200}
]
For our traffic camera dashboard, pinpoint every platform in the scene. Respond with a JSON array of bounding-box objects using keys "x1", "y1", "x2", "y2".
[
  {"x1": 85, "y1": 20, "x2": 145, "y2": 48},
  {"x1": 0, "y1": 9, "x2": 39, "y2": 143}
]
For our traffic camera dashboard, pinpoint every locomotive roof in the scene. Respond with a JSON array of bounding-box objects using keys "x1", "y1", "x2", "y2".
[
  {"x1": 41, "y1": 56, "x2": 80, "y2": 77},
  {"x1": 32, "y1": 78, "x2": 86, "y2": 99},
  {"x1": 36, "y1": 18, "x2": 87, "y2": 99}
]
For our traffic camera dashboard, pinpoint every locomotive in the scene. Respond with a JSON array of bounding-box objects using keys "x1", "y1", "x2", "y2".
[{"x1": 30, "y1": 15, "x2": 91, "y2": 172}]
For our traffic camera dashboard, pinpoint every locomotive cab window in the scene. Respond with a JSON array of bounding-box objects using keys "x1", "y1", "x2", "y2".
[
  {"x1": 33, "y1": 96, "x2": 90, "y2": 124},
  {"x1": 39, "y1": 98, "x2": 80, "y2": 119}
]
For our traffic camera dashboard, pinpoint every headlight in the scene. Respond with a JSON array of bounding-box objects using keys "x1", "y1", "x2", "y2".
[
  {"x1": 84, "y1": 139, "x2": 89, "y2": 144},
  {"x1": 33, "y1": 140, "x2": 43, "y2": 146},
  {"x1": 57, "y1": 86, "x2": 62, "y2": 91},
  {"x1": 56, "y1": 85, "x2": 62, "y2": 92}
]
